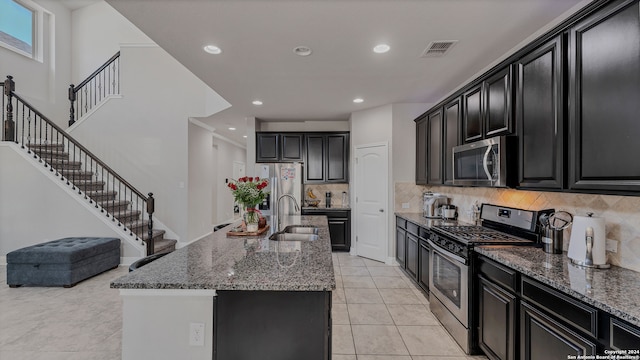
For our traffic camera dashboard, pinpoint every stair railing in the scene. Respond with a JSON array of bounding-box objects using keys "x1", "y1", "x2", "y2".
[
  {"x1": 68, "y1": 51, "x2": 120, "y2": 126},
  {"x1": 3, "y1": 75, "x2": 156, "y2": 255}
]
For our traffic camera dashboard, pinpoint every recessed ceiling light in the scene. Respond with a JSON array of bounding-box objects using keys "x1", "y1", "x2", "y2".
[
  {"x1": 293, "y1": 46, "x2": 312, "y2": 56},
  {"x1": 373, "y1": 44, "x2": 390, "y2": 54},
  {"x1": 243, "y1": 135, "x2": 248, "y2": 138},
  {"x1": 203, "y1": 45, "x2": 222, "y2": 54},
  {"x1": 252, "y1": 100, "x2": 263, "y2": 106},
  {"x1": 353, "y1": 98, "x2": 364, "y2": 103},
  {"x1": 228, "y1": 127, "x2": 236, "y2": 131}
]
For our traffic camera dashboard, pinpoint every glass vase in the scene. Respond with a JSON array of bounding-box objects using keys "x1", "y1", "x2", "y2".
[{"x1": 243, "y1": 206, "x2": 260, "y2": 232}]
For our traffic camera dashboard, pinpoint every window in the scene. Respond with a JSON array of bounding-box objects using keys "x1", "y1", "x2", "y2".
[{"x1": 0, "y1": 0, "x2": 36, "y2": 58}]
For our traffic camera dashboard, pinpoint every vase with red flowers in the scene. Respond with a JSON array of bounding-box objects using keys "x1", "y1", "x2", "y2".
[{"x1": 227, "y1": 176, "x2": 269, "y2": 232}]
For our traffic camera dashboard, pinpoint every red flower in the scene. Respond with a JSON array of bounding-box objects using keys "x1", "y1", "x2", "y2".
[
  {"x1": 248, "y1": 177, "x2": 253, "y2": 182},
  {"x1": 255, "y1": 176, "x2": 260, "y2": 181},
  {"x1": 230, "y1": 184, "x2": 237, "y2": 190}
]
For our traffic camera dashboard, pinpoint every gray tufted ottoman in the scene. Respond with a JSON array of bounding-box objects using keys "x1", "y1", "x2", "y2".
[{"x1": 6, "y1": 237, "x2": 121, "y2": 288}]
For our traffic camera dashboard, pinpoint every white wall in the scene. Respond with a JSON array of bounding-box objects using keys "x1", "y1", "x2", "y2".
[
  {"x1": 71, "y1": 1, "x2": 153, "y2": 83},
  {"x1": 213, "y1": 137, "x2": 247, "y2": 224},
  {"x1": 68, "y1": 45, "x2": 229, "y2": 243},
  {"x1": 0, "y1": 0, "x2": 72, "y2": 129},
  {"x1": 391, "y1": 104, "x2": 431, "y2": 183},
  {"x1": 349, "y1": 103, "x2": 428, "y2": 260},
  {"x1": 121, "y1": 290, "x2": 215, "y2": 360},
  {"x1": 0, "y1": 144, "x2": 139, "y2": 258},
  {"x1": 188, "y1": 123, "x2": 214, "y2": 240}
]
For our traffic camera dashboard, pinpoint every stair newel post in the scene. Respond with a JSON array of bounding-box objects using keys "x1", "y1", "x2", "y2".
[
  {"x1": 4, "y1": 76, "x2": 15, "y2": 142},
  {"x1": 68, "y1": 84, "x2": 76, "y2": 127},
  {"x1": 146, "y1": 192, "x2": 155, "y2": 256}
]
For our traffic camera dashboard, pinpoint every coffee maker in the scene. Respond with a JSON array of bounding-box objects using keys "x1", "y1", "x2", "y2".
[{"x1": 423, "y1": 192, "x2": 448, "y2": 218}]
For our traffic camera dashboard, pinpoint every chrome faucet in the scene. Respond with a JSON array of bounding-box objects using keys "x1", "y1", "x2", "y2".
[{"x1": 276, "y1": 194, "x2": 300, "y2": 231}]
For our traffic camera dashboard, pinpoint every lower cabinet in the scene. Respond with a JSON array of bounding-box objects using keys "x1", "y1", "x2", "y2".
[
  {"x1": 302, "y1": 209, "x2": 350, "y2": 251},
  {"x1": 396, "y1": 226, "x2": 406, "y2": 268},
  {"x1": 520, "y1": 302, "x2": 596, "y2": 359},
  {"x1": 406, "y1": 233, "x2": 419, "y2": 280},
  {"x1": 475, "y1": 254, "x2": 640, "y2": 360},
  {"x1": 418, "y1": 239, "x2": 430, "y2": 292},
  {"x1": 396, "y1": 216, "x2": 430, "y2": 294},
  {"x1": 479, "y1": 276, "x2": 518, "y2": 360}
]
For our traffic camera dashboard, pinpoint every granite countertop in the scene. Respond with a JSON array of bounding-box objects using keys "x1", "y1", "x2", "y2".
[
  {"x1": 111, "y1": 215, "x2": 335, "y2": 291},
  {"x1": 475, "y1": 246, "x2": 640, "y2": 327},
  {"x1": 395, "y1": 212, "x2": 462, "y2": 228}
]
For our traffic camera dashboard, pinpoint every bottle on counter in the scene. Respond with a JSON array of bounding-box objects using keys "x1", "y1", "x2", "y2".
[
  {"x1": 342, "y1": 191, "x2": 348, "y2": 207},
  {"x1": 325, "y1": 192, "x2": 332, "y2": 208}
]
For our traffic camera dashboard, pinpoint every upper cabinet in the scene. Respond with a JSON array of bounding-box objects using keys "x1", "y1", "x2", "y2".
[
  {"x1": 256, "y1": 133, "x2": 303, "y2": 162},
  {"x1": 304, "y1": 133, "x2": 349, "y2": 184},
  {"x1": 443, "y1": 97, "x2": 461, "y2": 185},
  {"x1": 568, "y1": 0, "x2": 640, "y2": 193},
  {"x1": 427, "y1": 109, "x2": 443, "y2": 185},
  {"x1": 415, "y1": 116, "x2": 428, "y2": 185},
  {"x1": 516, "y1": 35, "x2": 565, "y2": 190},
  {"x1": 463, "y1": 66, "x2": 514, "y2": 143}
]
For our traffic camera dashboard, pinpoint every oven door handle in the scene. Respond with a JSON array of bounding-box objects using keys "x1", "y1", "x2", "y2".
[{"x1": 428, "y1": 239, "x2": 466, "y2": 265}]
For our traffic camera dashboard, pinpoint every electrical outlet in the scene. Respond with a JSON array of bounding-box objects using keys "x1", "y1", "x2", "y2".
[
  {"x1": 606, "y1": 239, "x2": 618, "y2": 253},
  {"x1": 401, "y1": 203, "x2": 410, "y2": 209},
  {"x1": 189, "y1": 323, "x2": 205, "y2": 346}
]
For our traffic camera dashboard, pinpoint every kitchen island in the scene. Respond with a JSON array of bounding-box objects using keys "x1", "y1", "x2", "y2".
[{"x1": 111, "y1": 215, "x2": 335, "y2": 360}]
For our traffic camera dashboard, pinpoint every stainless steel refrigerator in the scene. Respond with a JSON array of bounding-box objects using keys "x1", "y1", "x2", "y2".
[{"x1": 254, "y1": 163, "x2": 303, "y2": 217}]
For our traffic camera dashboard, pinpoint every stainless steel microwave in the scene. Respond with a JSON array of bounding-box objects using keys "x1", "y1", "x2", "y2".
[{"x1": 452, "y1": 136, "x2": 515, "y2": 187}]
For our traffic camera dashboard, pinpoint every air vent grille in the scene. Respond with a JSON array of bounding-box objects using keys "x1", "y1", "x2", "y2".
[{"x1": 421, "y1": 40, "x2": 458, "y2": 57}]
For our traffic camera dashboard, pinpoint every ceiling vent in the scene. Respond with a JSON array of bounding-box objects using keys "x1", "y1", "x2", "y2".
[{"x1": 421, "y1": 40, "x2": 458, "y2": 58}]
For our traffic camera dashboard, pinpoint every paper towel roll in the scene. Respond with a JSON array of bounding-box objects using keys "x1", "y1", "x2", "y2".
[{"x1": 568, "y1": 214, "x2": 606, "y2": 266}]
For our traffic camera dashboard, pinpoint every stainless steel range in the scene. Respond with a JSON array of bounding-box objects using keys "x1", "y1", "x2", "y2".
[{"x1": 428, "y1": 204, "x2": 553, "y2": 354}]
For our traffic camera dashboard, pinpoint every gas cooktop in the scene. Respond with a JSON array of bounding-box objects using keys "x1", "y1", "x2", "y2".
[{"x1": 431, "y1": 225, "x2": 534, "y2": 245}]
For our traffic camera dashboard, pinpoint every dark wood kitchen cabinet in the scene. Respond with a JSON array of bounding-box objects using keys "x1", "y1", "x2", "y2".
[
  {"x1": 417, "y1": 232, "x2": 430, "y2": 293},
  {"x1": 443, "y1": 97, "x2": 461, "y2": 185},
  {"x1": 304, "y1": 133, "x2": 349, "y2": 183},
  {"x1": 427, "y1": 109, "x2": 443, "y2": 184},
  {"x1": 302, "y1": 209, "x2": 350, "y2": 251},
  {"x1": 395, "y1": 224, "x2": 406, "y2": 268},
  {"x1": 214, "y1": 290, "x2": 331, "y2": 360},
  {"x1": 520, "y1": 302, "x2": 596, "y2": 359},
  {"x1": 462, "y1": 66, "x2": 513, "y2": 144},
  {"x1": 415, "y1": 116, "x2": 428, "y2": 184},
  {"x1": 406, "y1": 232, "x2": 419, "y2": 280},
  {"x1": 568, "y1": 0, "x2": 640, "y2": 193},
  {"x1": 256, "y1": 133, "x2": 303, "y2": 162},
  {"x1": 463, "y1": 84, "x2": 484, "y2": 143},
  {"x1": 477, "y1": 256, "x2": 519, "y2": 360},
  {"x1": 516, "y1": 35, "x2": 565, "y2": 190}
]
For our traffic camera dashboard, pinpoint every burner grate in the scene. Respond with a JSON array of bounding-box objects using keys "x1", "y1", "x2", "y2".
[{"x1": 433, "y1": 225, "x2": 533, "y2": 244}]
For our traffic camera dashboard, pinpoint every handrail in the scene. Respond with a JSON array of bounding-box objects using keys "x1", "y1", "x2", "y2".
[
  {"x1": 4, "y1": 75, "x2": 157, "y2": 255},
  {"x1": 69, "y1": 51, "x2": 120, "y2": 126}
]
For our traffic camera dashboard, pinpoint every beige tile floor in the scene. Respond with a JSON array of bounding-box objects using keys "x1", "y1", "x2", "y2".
[
  {"x1": 0, "y1": 254, "x2": 488, "y2": 360},
  {"x1": 331, "y1": 252, "x2": 488, "y2": 360}
]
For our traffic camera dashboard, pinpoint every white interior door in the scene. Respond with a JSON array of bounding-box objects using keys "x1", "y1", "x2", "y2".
[{"x1": 354, "y1": 143, "x2": 389, "y2": 262}]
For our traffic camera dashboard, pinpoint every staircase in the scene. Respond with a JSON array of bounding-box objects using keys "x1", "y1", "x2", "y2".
[{"x1": 27, "y1": 142, "x2": 177, "y2": 254}]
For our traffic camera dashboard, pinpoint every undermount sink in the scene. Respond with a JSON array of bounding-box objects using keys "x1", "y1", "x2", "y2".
[
  {"x1": 269, "y1": 233, "x2": 319, "y2": 241},
  {"x1": 283, "y1": 226, "x2": 319, "y2": 235}
]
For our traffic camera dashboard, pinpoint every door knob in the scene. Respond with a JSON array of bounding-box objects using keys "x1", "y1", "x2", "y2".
[{"x1": 379, "y1": 209, "x2": 384, "y2": 212}]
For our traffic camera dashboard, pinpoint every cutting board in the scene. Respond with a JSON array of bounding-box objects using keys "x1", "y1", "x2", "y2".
[{"x1": 226, "y1": 225, "x2": 270, "y2": 237}]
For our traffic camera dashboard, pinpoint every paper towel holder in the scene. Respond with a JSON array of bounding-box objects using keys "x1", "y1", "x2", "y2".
[{"x1": 568, "y1": 212, "x2": 610, "y2": 269}]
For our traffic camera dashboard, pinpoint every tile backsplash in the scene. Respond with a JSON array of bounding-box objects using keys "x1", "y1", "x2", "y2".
[
  {"x1": 303, "y1": 184, "x2": 349, "y2": 207},
  {"x1": 395, "y1": 182, "x2": 640, "y2": 272}
]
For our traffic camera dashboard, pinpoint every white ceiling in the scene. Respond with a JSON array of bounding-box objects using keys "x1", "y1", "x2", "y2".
[{"x1": 104, "y1": 0, "x2": 588, "y2": 144}]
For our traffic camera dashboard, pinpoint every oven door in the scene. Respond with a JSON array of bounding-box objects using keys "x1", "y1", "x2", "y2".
[{"x1": 428, "y1": 240, "x2": 469, "y2": 327}]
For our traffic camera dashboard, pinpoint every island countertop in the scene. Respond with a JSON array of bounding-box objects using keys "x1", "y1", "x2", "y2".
[{"x1": 111, "y1": 215, "x2": 335, "y2": 291}]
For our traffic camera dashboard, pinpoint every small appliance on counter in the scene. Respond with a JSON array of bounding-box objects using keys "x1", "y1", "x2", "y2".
[
  {"x1": 568, "y1": 212, "x2": 610, "y2": 269},
  {"x1": 423, "y1": 192, "x2": 448, "y2": 218},
  {"x1": 441, "y1": 204, "x2": 457, "y2": 220},
  {"x1": 341, "y1": 191, "x2": 348, "y2": 207}
]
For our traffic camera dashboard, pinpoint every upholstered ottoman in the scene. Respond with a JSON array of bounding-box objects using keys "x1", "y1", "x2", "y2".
[{"x1": 7, "y1": 237, "x2": 120, "y2": 288}]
